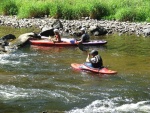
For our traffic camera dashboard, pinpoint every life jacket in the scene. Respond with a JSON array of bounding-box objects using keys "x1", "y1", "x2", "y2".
[
  {"x1": 81, "y1": 33, "x2": 90, "y2": 42},
  {"x1": 55, "y1": 34, "x2": 61, "y2": 42},
  {"x1": 90, "y1": 55, "x2": 103, "y2": 68}
]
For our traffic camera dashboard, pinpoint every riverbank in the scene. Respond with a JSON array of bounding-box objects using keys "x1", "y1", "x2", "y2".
[{"x1": 0, "y1": 15, "x2": 150, "y2": 37}]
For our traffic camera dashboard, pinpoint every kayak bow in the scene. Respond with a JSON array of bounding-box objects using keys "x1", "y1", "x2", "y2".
[{"x1": 71, "y1": 63, "x2": 117, "y2": 74}]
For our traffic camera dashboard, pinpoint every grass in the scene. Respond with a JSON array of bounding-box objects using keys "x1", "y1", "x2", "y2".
[{"x1": 0, "y1": 0, "x2": 150, "y2": 22}]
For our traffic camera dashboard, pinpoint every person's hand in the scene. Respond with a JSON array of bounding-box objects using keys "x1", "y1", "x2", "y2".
[
  {"x1": 48, "y1": 36, "x2": 52, "y2": 40},
  {"x1": 86, "y1": 53, "x2": 90, "y2": 62}
]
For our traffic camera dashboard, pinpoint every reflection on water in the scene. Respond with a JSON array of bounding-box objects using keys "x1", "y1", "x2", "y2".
[{"x1": 0, "y1": 27, "x2": 150, "y2": 113}]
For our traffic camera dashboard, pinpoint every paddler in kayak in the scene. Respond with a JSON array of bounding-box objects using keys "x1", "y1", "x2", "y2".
[
  {"x1": 49, "y1": 29, "x2": 61, "y2": 43},
  {"x1": 78, "y1": 27, "x2": 90, "y2": 43},
  {"x1": 85, "y1": 50, "x2": 103, "y2": 68}
]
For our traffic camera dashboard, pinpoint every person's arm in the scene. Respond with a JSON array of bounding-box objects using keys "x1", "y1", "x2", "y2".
[
  {"x1": 86, "y1": 54, "x2": 90, "y2": 62},
  {"x1": 54, "y1": 34, "x2": 60, "y2": 41},
  {"x1": 58, "y1": 34, "x2": 61, "y2": 42},
  {"x1": 78, "y1": 35, "x2": 84, "y2": 42},
  {"x1": 54, "y1": 35, "x2": 57, "y2": 40}
]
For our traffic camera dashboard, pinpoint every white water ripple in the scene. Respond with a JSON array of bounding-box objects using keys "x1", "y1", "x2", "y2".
[
  {"x1": 0, "y1": 85, "x2": 83, "y2": 103},
  {"x1": 67, "y1": 100, "x2": 150, "y2": 113},
  {"x1": 0, "y1": 52, "x2": 39, "y2": 67}
]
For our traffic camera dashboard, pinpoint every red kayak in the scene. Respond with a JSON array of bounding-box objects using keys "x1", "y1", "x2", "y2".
[
  {"x1": 30, "y1": 38, "x2": 107, "y2": 46},
  {"x1": 71, "y1": 63, "x2": 117, "y2": 74},
  {"x1": 30, "y1": 40, "x2": 77, "y2": 46}
]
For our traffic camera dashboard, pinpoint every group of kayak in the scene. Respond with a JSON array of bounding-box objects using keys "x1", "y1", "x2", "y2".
[
  {"x1": 30, "y1": 28, "x2": 107, "y2": 46},
  {"x1": 30, "y1": 28, "x2": 117, "y2": 74}
]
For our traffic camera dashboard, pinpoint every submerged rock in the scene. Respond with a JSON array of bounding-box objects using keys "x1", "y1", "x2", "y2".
[{"x1": 0, "y1": 34, "x2": 16, "y2": 53}]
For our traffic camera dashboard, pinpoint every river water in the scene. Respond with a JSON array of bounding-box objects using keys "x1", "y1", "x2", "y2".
[{"x1": 0, "y1": 27, "x2": 150, "y2": 113}]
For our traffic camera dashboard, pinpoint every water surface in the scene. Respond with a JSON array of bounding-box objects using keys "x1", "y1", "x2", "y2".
[{"x1": 0, "y1": 27, "x2": 150, "y2": 113}]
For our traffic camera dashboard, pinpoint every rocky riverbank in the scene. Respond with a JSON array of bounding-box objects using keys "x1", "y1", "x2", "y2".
[{"x1": 0, "y1": 15, "x2": 150, "y2": 37}]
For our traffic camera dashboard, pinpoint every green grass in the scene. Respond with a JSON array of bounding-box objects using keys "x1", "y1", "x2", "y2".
[
  {"x1": 0, "y1": 0, "x2": 18, "y2": 15},
  {"x1": 0, "y1": 0, "x2": 150, "y2": 22}
]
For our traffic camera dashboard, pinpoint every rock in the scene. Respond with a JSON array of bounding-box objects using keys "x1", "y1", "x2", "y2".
[
  {"x1": 1, "y1": 34, "x2": 16, "y2": 41},
  {"x1": 143, "y1": 27, "x2": 150, "y2": 37},
  {"x1": 9, "y1": 32, "x2": 38, "y2": 47},
  {"x1": 40, "y1": 28, "x2": 54, "y2": 37},
  {"x1": 0, "y1": 15, "x2": 150, "y2": 37},
  {"x1": 51, "y1": 19, "x2": 63, "y2": 29},
  {"x1": 89, "y1": 26, "x2": 108, "y2": 36},
  {"x1": 40, "y1": 19, "x2": 64, "y2": 37}
]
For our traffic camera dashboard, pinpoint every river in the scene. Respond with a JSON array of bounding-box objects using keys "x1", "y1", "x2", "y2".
[{"x1": 0, "y1": 26, "x2": 150, "y2": 113}]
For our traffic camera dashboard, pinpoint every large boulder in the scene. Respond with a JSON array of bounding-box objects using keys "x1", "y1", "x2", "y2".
[
  {"x1": 89, "y1": 25, "x2": 108, "y2": 36},
  {"x1": 51, "y1": 19, "x2": 63, "y2": 29},
  {"x1": 39, "y1": 19, "x2": 63, "y2": 37},
  {"x1": 9, "y1": 32, "x2": 40, "y2": 47},
  {"x1": 40, "y1": 28, "x2": 54, "y2": 37}
]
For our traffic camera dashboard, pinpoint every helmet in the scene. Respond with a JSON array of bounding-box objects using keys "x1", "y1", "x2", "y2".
[
  {"x1": 54, "y1": 29, "x2": 59, "y2": 33},
  {"x1": 80, "y1": 27, "x2": 85, "y2": 31},
  {"x1": 90, "y1": 50, "x2": 98, "y2": 55}
]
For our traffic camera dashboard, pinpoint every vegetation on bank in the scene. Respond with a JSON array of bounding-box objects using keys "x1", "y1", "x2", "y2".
[{"x1": 0, "y1": 0, "x2": 150, "y2": 22}]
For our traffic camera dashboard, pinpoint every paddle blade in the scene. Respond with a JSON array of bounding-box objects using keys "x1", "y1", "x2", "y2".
[{"x1": 78, "y1": 42, "x2": 88, "y2": 52}]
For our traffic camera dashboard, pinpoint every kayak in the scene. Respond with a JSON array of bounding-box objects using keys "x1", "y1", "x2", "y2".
[
  {"x1": 71, "y1": 63, "x2": 117, "y2": 74},
  {"x1": 61, "y1": 38, "x2": 107, "y2": 45},
  {"x1": 83, "y1": 40, "x2": 107, "y2": 45},
  {"x1": 30, "y1": 38, "x2": 107, "y2": 46},
  {"x1": 30, "y1": 39, "x2": 77, "y2": 46}
]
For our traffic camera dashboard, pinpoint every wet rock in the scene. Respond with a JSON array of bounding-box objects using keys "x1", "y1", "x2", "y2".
[
  {"x1": 40, "y1": 19, "x2": 64, "y2": 37},
  {"x1": 89, "y1": 26, "x2": 108, "y2": 36},
  {"x1": 1, "y1": 34, "x2": 16, "y2": 40},
  {"x1": 0, "y1": 34, "x2": 17, "y2": 53},
  {"x1": 40, "y1": 28, "x2": 54, "y2": 37},
  {"x1": 0, "y1": 47, "x2": 7, "y2": 53},
  {"x1": 9, "y1": 32, "x2": 40, "y2": 47}
]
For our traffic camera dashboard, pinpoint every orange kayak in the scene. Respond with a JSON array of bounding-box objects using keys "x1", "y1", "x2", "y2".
[{"x1": 71, "y1": 63, "x2": 117, "y2": 74}]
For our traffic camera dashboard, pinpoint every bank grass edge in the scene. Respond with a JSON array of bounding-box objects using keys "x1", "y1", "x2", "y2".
[{"x1": 0, "y1": 0, "x2": 150, "y2": 22}]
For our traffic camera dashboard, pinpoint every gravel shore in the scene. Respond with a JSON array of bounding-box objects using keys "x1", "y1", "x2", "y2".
[{"x1": 0, "y1": 15, "x2": 150, "y2": 37}]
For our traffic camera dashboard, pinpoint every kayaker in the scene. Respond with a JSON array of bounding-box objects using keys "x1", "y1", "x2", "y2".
[
  {"x1": 85, "y1": 50, "x2": 103, "y2": 68},
  {"x1": 50, "y1": 29, "x2": 61, "y2": 43},
  {"x1": 78, "y1": 27, "x2": 90, "y2": 43}
]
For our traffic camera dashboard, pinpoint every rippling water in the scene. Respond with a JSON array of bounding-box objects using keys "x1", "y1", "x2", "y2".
[{"x1": 0, "y1": 28, "x2": 150, "y2": 113}]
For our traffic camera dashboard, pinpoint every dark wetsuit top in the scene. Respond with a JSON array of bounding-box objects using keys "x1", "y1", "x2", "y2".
[
  {"x1": 80, "y1": 33, "x2": 90, "y2": 42},
  {"x1": 89, "y1": 55, "x2": 103, "y2": 68}
]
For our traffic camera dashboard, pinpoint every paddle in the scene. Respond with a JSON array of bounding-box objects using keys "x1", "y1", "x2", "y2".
[
  {"x1": 78, "y1": 41, "x2": 88, "y2": 52},
  {"x1": 72, "y1": 33, "x2": 86, "y2": 51}
]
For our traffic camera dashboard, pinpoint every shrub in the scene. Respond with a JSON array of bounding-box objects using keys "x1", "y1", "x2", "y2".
[
  {"x1": 115, "y1": 8, "x2": 137, "y2": 21},
  {"x1": 0, "y1": 0, "x2": 18, "y2": 15},
  {"x1": 49, "y1": 2, "x2": 63, "y2": 19},
  {"x1": 88, "y1": 2, "x2": 109, "y2": 19},
  {"x1": 18, "y1": 1, "x2": 50, "y2": 18}
]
